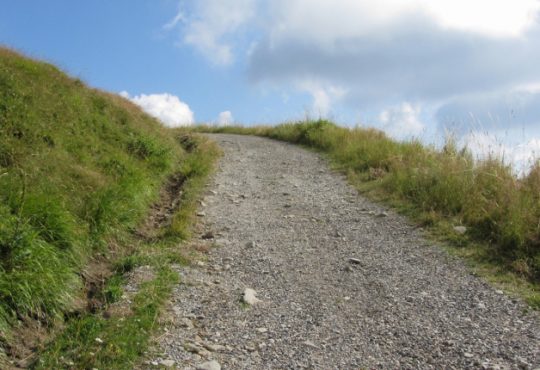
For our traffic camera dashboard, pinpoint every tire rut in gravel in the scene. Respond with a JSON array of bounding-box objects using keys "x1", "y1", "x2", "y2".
[{"x1": 153, "y1": 134, "x2": 539, "y2": 370}]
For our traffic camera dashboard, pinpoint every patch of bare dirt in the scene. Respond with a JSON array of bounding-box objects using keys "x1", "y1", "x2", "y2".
[{"x1": 136, "y1": 173, "x2": 186, "y2": 241}]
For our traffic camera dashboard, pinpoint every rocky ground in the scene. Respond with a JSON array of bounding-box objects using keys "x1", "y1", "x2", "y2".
[{"x1": 148, "y1": 134, "x2": 539, "y2": 370}]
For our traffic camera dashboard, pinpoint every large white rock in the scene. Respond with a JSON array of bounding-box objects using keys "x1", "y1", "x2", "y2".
[{"x1": 243, "y1": 288, "x2": 262, "y2": 305}]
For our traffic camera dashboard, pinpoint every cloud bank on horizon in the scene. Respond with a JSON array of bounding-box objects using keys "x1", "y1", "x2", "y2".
[{"x1": 166, "y1": 0, "x2": 540, "y2": 171}]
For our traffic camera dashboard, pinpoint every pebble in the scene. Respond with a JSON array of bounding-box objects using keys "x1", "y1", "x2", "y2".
[
  {"x1": 243, "y1": 288, "x2": 262, "y2": 305},
  {"x1": 196, "y1": 360, "x2": 221, "y2": 370},
  {"x1": 202, "y1": 231, "x2": 214, "y2": 239},
  {"x1": 184, "y1": 342, "x2": 204, "y2": 354},
  {"x1": 203, "y1": 343, "x2": 226, "y2": 352},
  {"x1": 453, "y1": 226, "x2": 468, "y2": 235},
  {"x1": 159, "y1": 359, "x2": 175, "y2": 367}
]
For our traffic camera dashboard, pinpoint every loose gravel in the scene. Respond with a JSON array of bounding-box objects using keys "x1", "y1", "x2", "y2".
[{"x1": 153, "y1": 134, "x2": 539, "y2": 370}]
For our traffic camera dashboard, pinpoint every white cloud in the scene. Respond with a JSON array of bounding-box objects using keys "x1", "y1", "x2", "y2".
[
  {"x1": 119, "y1": 90, "x2": 130, "y2": 99},
  {"x1": 121, "y1": 92, "x2": 195, "y2": 127},
  {"x1": 217, "y1": 110, "x2": 234, "y2": 126},
  {"x1": 379, "y1": 102, "x2": 424, "y2": 140},
  {"x1": 297, "y1": 80, "x2": 347, "y2": 117},
  {"x1": 267, "y1": 0, "x2": 540, "y2": 45},
  {"x1": 167, "y1": 0, "x2": 256, "y2": 65},
  {"x1": 461, "y1": 132, "x2": 540, "y2": 175},
  {"x1": 174, "y1": 1, "x2": 540, "y2": 142},
  {"x1": 163, "y1": 11, "x2": 185, "y2": 30}
]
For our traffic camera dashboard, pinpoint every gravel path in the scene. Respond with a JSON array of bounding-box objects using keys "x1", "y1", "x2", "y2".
[{"x1": 154, "y1": 134, "x2": 539, "y2": 370}]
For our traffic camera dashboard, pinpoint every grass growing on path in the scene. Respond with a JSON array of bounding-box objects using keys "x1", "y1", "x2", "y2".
[{"x1": 195, "y1": 121, "x2": 540, "y2": 307}]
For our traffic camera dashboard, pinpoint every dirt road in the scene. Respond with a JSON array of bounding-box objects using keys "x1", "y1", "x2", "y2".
[{"x1": 155, "y1": 134, "x2": 539, "y2": 370}]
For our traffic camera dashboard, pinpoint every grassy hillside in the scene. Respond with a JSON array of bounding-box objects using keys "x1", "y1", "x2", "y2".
[
  {"x1": 196, "y1": 121, "x2": 540, "y2": 306},
  {"x1": 0, "y1": 48, "x2": 218, "y2": 366}
]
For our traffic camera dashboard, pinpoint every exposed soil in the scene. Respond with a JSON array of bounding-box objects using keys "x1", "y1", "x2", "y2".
[
  {"x1": 154, "y1": 134, "x2": 539, "y2": 370},
  {"x1": 137, "y1": 173, "x2": 186, "y2": 241}
]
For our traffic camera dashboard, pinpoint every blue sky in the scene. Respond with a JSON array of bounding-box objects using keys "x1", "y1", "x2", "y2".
[{"x1": 2, "y1": 1, "x2": 540, "y2": 171}]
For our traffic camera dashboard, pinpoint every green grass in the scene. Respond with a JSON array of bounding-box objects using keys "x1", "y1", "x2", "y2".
[
  {"x1": 34, "y1": 134, "x2": 219, "y2": 369},
  {"x1": 194, "y1": 120, "x2": 540, "y2": 307},
  {"x1": 0, "y1": 47, "x2": 220, "y2": 366}
]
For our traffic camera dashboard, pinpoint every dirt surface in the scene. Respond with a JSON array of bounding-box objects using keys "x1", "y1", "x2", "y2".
[{"x1": 154, "y1": 134, "x2": 539, "y2": 370}]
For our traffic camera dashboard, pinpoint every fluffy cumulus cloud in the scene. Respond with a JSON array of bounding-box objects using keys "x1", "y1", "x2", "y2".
[
  {"x1": 217, "y1": 110, "x2": 234, "y2": 126},
  {"x1": 248, "y1": 10, "x2": 540, "y2": 107},
  {"x1": 379, "y1": 103, "x2": 424, "y2": 140},
  {"x1": 173, "y1": 1, "x2": 540, "y2": 168},
  {"x1": 177, "y1": 0, "x2": 540, "y2": 114},
  {"x1": 120, "y1": 91, "x2": 194, "y2": 127}
]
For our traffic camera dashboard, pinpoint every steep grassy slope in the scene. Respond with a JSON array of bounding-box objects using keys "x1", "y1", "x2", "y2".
[
  {"x1": 196, "y1": 121, "x2": 540, "y2": 306},
  {"x1": 0, "y1": 48, "x2": 214, "y2": 363}
]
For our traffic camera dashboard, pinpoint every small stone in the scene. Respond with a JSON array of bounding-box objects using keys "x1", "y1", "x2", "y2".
[
  {"x1": 184, "y1": 342, "x2": 204, "y2": 353},
  {"x1": 196, "y1": 360, "x2": 221, "y2": 370},
  {"x1": 180, "y1": 318, "x2": 194, "y2": 329},
  {"x1": 477, "y1": 302, "x2": 486, "y2": 309},
  {"x1": 257, "y1": 327, "x2": 268, "y2": 333},
  {"x1": 517, "y1": 357, "x2": 530, "y2": 369},
  {"x1": 203, "y1": 343, "x2": 226, "y2": 352},
  {"x1": 303, "y1": 340, "x2": 318, "y2": 349},
  {"x1": 348, "y1": 258, "x2": 362, "y2": 265},
  {"x1": 243, "y1": 288, "x2": 262, "y2": 305},
  {"x1": 159, "y1": 359, "x2": 175, "y2": 367},
  {"x1": 495, "y1": 290, "x2": 504, "y2": 295},
  {"x1": 245, "y1": 241, "x2": 256, "y2": 248},
  {"x1": 197, "y1": 212, "x2": 206, "y2": 217},
  {"x1": 376, "y1": 212, "x2": 388, "y2": 218},
  {"x1": 150, "y1": 361, "x2": 159, "y2": 366},
  {"x1": 464, "y1": 352, "x2": 474, "y2": 358},
  {"x1": 94, "y1": 337, "x2": 104, "y2": 344},
  {"x1": 202, "y1": 231, "x2": 214, "y2": 239},
  {"x1": 453, "y1": 226, "x2": 467, "y2": 235}
]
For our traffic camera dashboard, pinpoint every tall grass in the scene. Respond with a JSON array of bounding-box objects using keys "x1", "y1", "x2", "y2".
[
  {"x1": 0, "y1": 48, "x2": 185, "y2": 347},
  {"x1": 196, "y1": 121, "x2": 540, "y2": 286}
]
